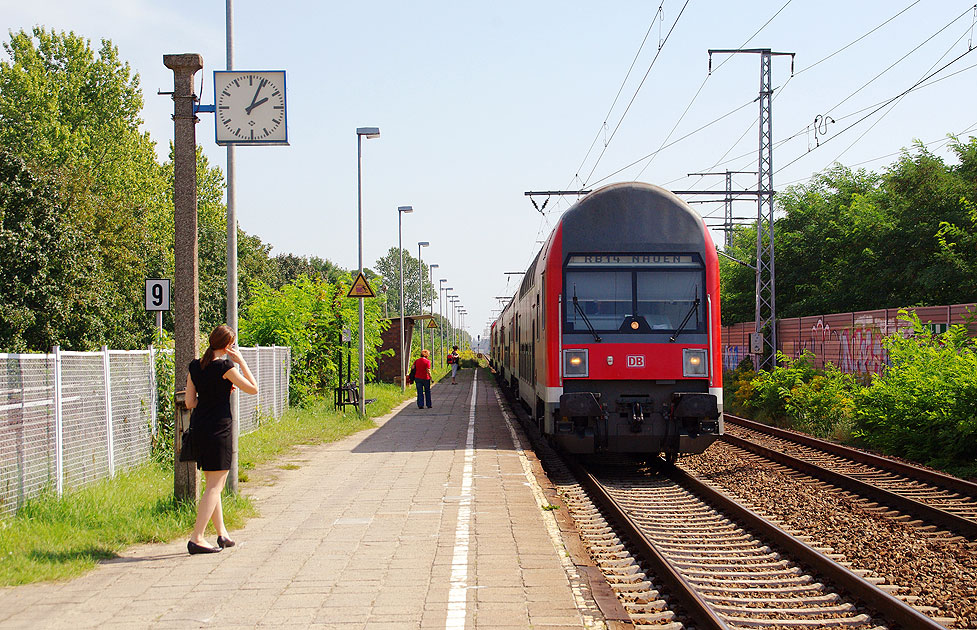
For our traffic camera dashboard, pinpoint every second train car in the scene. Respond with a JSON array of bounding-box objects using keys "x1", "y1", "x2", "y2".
[{"x1": 490, "y1": 182, "x2": 723, "y2": 458}]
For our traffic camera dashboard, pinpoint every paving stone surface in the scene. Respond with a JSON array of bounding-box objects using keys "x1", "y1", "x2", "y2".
[{"x1": 0, "y1": 369, "x2": 604, "y2": 629}]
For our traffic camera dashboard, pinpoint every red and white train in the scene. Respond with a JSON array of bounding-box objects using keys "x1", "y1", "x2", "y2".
[{"x1": 490, "y1": 182, "x2": 723, "y2": 459}]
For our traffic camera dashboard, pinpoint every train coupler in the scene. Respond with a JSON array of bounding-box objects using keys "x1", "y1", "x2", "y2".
[{"x1": 629, "y1": 401, "x2": 645, "y2": 433}]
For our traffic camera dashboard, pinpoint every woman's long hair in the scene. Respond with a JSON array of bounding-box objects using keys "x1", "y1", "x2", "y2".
[{"x1": 201, "y1": 324, "x2": 235, "y2": 369}]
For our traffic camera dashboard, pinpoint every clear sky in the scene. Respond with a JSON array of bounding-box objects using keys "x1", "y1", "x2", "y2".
[{"x1": 4, "y1": 1, "x2": 976, "y2": 340}]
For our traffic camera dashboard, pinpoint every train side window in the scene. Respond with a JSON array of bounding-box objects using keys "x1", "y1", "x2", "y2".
[
  {"x1": 536, "y1": 294, "x2": 540, "y2": 339},
  {"x1": 540, "y1": 275, "x2": 545, "y2": 328}
]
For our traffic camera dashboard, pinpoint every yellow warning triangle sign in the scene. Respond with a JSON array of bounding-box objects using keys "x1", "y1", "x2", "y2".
[
  {"x1": 426, "y1": 319, "x2": 439, "y2": 329},
  {"x1": 347, "y1": 272, "x2": 376, "y2": 298}
]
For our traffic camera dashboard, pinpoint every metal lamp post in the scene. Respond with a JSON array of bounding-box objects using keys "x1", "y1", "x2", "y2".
[
  {"x1": 449, "y1": 297, "x2": 459, "y2": 348},
  {"x1": 428, "y1": 263, "x2": 439, "y2": 356},
  {"x1": 439, "y1": 280, "x2": 447, "y2": 366},
  {"x1": 446, "y1": 294, "x2": 456, "y2": 351},
  {"x1": 397, "y1": 205, "x2": 413, "y2": 392},
  {"x1": 356, "y1": 126, "x2": 380, "y2": 415},
  {"x1": 417, "y1": 241, "x2": 429, "y2": 351},
  {"x1": 445, "y1": 295, "x2": 454, "y2": 349}
]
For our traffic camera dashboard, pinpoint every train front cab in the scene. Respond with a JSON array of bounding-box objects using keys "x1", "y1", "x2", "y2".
[{"x1": 540, "y1": 184, "x2": 724, "y2": 458}]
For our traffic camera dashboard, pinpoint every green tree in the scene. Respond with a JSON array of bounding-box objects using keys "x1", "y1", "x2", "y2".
[
  {"x1": 0, "y1": 151, "x2": 94, "y2": 350},
  {"x1": 721, "y1": 138, "x2": 977, "y2": 323},
  {"x1": 373, "y1": 247, "x2": 438, "y2": 317},
  {"x1": 0, "y1": 28, "x2": 169, "y2": 349}
]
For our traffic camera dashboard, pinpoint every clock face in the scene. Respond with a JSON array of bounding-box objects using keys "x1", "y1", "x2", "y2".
[{"x1": 214, "y1": 71, "x2": 287, "y2": 145}]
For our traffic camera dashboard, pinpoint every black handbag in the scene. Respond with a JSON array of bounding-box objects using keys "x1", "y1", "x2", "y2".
[
  {"x1": 408, "y1": 366, "x2": 416, "y2": 385},
  {"x1": 179, "y1": 417, "x2": 196, "y2": 462}
]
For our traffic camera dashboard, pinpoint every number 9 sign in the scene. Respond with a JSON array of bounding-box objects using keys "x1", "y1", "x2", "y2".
[{"x1": 145, "y1": 279, "x2": 171, "y2": 311}]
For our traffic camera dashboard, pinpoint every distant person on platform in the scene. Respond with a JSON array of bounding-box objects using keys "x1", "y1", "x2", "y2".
[
  {"x1": 413, "y1": 349, "x2": 432, "y2": 409},
  {"x1": 447, "y1": 345, "x2": 461, "y2": 385}
]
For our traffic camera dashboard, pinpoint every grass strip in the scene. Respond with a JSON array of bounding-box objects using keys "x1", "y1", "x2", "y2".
[{"x1": 0, "y1": 380, "x2": 417, "y2": 586}]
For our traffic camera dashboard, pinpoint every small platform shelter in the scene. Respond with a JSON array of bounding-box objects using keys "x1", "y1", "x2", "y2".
[{"x1": 376, "y1": 315, "x2": 437, "y2": 385}]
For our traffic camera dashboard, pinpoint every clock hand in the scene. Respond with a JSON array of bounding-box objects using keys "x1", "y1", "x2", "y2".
[
  {"x1": 245, "y1": 97, "x2": 269, "y2": 115},
  {"x1": 246, "y1": 84, "x2": 263, "y2": 111}
]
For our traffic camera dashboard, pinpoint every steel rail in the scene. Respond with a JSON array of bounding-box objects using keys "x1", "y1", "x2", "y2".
[
  {"x1": 722, "y1": 432, "x2": 977, "y2": 539},
  {"x1": 672, "y1": 465, "x2": 947, "y2": 630},
  {"x1": 563, "y1": 456, "x2": 732, "y2": 630},
  {"x1": 726, "y1": 414, "x2": 977, "y2": 498}
]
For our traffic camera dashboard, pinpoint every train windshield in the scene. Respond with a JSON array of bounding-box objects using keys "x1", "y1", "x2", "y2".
[{"x1": 565, "y1": 265, "x2": 704, "y2": 333}]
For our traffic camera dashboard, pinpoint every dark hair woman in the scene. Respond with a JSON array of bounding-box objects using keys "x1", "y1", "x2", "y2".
[{"x1": 184, "y1": 324, "x2": 258, "y2": 554}]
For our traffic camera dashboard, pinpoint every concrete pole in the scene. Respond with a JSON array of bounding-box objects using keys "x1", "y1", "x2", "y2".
[
  {"x1": 164, "y1": 53, "x2": 203, "y2": 502},
  {"x1": 225, "y1": 0, "x2": 240, "y2": 495}
]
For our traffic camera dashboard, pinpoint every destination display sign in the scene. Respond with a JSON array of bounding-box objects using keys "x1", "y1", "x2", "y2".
[{"x1": 566, "y1": 254, "x2": 696, "y2": 267}]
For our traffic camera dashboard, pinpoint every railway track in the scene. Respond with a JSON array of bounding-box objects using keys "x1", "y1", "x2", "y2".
[
  {"x1": 567, "y1": 456, "x2": 947, "y2": 630},
  {"x1": 500, "y1": 389, "x2": 950, "y2": 629},
  {"x1": 724, "y1": 414, "x2": 977, "y2": 539}
]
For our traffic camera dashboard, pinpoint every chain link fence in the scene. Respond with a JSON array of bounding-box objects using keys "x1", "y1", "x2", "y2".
[{"x1": 0, "y1": 345, "x2": 290, "y2": 517}]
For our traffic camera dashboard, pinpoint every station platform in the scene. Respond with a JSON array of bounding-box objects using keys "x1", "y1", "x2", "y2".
[{"x1": 0, "y1": 368, "x2": 615, "y2": 629}]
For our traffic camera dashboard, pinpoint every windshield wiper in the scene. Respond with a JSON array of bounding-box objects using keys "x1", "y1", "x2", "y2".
[
  {"x1": 571, "y1": 287, "x2": 602, "y2": 342},
  {"x1": 669, "y1": 297, "x2": 700, "y2": 343}
]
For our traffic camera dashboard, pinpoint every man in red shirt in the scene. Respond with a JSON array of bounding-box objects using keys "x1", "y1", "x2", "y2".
[{"x1": 413, "y1": 349, "x2": 433, "y2": 409}]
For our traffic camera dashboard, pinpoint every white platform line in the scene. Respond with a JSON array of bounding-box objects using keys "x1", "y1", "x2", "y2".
[
  {"x1": 445, "y1": 372, "x2": 477, "y2": 630},
  {"x1": 493, "y1": 386, "x2": 605, "y2": 629}
]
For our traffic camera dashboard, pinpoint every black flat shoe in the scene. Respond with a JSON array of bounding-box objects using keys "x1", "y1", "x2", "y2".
[
  {"x1": 217, "y1": 536, "x2": 236, "y2": 549},
  {"x1": 187, "y1": 540, "x2": 221, "y2": 555}
]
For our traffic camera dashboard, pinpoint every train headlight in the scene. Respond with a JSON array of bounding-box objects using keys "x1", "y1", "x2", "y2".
[
  {"x1": 563, "y1": 349, "x2": 589, "y2": 378},
  {"x1": 683, "y1": 349, "x2": 708, "y2": 377}
]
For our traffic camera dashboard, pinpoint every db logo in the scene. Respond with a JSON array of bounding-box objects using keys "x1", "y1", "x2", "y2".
[{"x1": 626, "y1": 355, "x2": 645, "y2": 368}]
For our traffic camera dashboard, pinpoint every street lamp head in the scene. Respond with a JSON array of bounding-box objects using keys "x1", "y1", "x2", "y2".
[
  {"x1": 418, "y1": 241, "x2": 430, "y2": 247},
  {"x1": 356, "y1": 127, "x2": 380, "y2": 138},
  {"x1": 430, "y1": 263, "x2": 439, "y2": 269},
  {"x1": 398, "y1": 205, "x2": 413, "y2": 213}
]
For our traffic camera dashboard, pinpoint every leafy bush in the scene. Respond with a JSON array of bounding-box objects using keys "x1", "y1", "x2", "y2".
[
  {"x1": 239, "y1": 276, "x2": 390, "y2": 406},
  {"x1": 784, "y1": 363, "x2": 858, "y2": 441},
  {"x1": 150, "y1": 329, "x2": 175, "y2": 463},
  {"x1": 854, "y1": 311, "x2": 977, "y2": 466},
  {"x1": 735, "y1": 351, "x2": 859, "y2": 440},
  {"x1": 723, "y1": 357, "x2": 757, "y2": 417}
]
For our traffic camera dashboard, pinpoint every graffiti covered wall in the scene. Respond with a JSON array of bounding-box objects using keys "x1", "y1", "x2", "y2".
[{"x1": 722, "y1": 303, "x2": 977, "y2": 375}]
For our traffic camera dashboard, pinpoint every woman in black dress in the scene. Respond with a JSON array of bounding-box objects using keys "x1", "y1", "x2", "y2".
[{"x1": 184, "y1": 324, "x2": 258, "y2": 554}]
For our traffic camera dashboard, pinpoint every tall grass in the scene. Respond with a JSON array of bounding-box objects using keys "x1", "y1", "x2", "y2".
[{"x1": 0, "y1": 380, "x2": 416, "y2": 586}]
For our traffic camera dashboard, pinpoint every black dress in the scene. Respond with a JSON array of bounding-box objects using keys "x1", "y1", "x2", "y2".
[{"x1": 188, "y1": 358, "x2": 234, "y2": 471}]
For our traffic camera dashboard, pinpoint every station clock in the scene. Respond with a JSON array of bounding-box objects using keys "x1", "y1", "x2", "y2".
[{"x1": 214, "y1": 71, "x2": 288, "y2": 145}]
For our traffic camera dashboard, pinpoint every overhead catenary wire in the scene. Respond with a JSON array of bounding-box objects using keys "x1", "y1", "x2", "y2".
[
  {"x1": 676, "y1": 2, "x2": 951, "y2": 191},
  {"x1": 795, "y1": 1, "x2": 922, "y2": 75},
  {"x1": 586, "y1": 99, "x2": 757, "y2": 188},
  {"x1": 556, "y1": 0, "x2": 793, "y2": 216},
  {"x1": 776, "y1": 44, "x2": 977, "y2": 175},
  {"x1": 825, "y1": 16, "x2": 977, "y2": 165},
  {"x1": 692, "y1": 57, "x2": 977, "y2": 180},
  {"x1": 579, "y1": 0, "x2": 692, "y2": 186},
  {"x1": 633, "y1": 0, "x2": 796, "y2": 183},
  {"x1": 570, "y1": 2, "x2": 666, "y2": 184}
]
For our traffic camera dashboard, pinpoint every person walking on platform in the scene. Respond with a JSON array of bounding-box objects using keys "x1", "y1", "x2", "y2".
[
  {"x1": 413, "y1": 349, "x2": 432, "y2": 409},
  {"x1": 447, "y1": 345, "x2": 461, "y2": 385},
  {"x1": 184, "y1": 324, "x2": 258, "y2": 555}
]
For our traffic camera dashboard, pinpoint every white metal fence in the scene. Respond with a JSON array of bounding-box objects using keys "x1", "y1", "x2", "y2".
[{"x1": 0, "y1": 345, "x2": 290, "y2": 517}]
